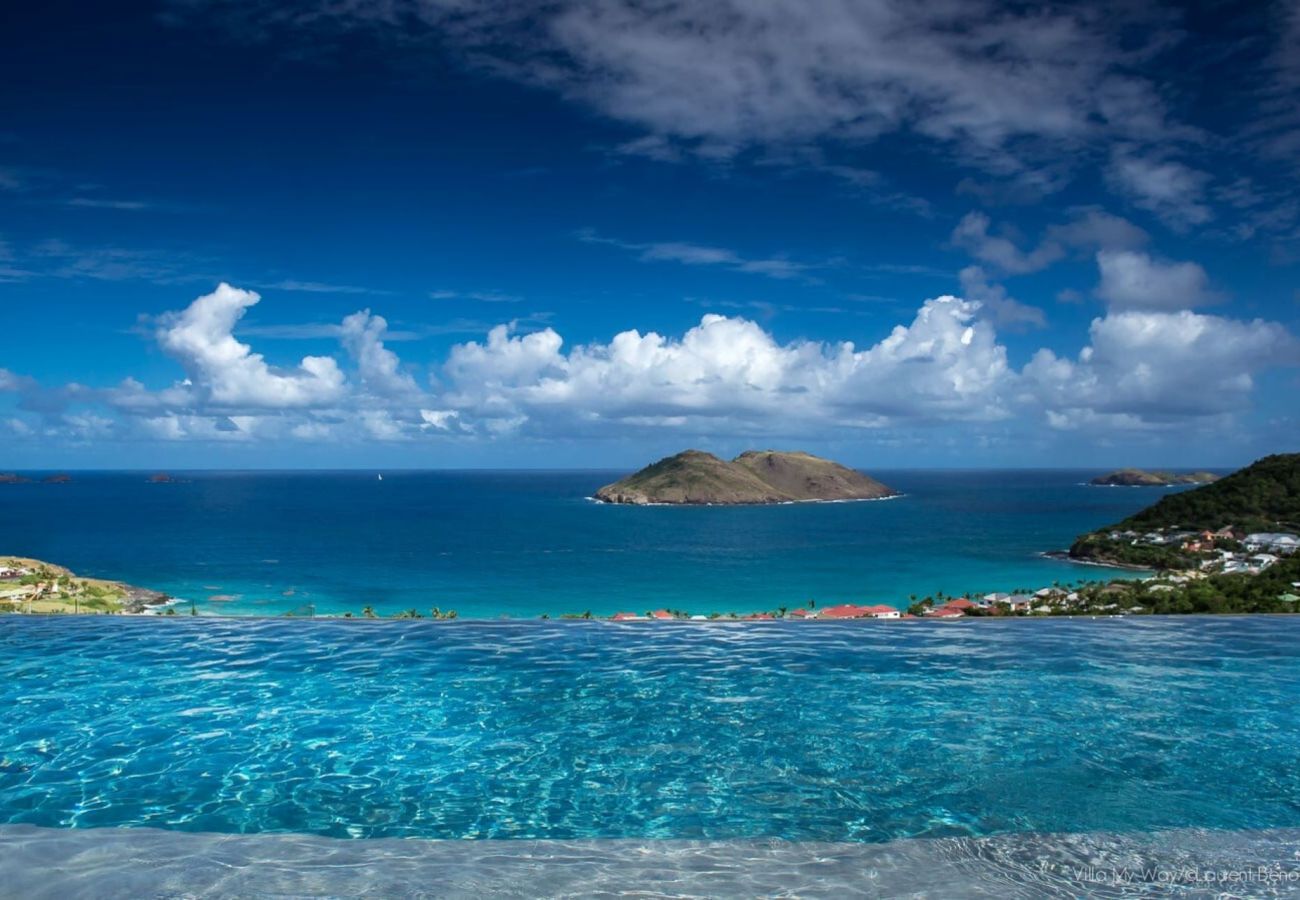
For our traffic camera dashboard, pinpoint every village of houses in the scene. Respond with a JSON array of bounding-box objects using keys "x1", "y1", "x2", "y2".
[
  {"x1": 1103, "y1": 527, "x2": 1300, "y2": 575},
  {"x1": 606, "y1": 528, "x2": 1300, "y2": 622},
  {"x1": 0, "y1": 558, "x2": 147, "y2": 614},
  {"x1": 609, "y1": 590, "x2": 1144, "y2": 622}
]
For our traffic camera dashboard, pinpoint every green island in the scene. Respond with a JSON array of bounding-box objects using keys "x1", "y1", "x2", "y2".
[
  {"x1": 594, "y1": 449, "x2": 898, "y2": 505},
  {"x1": 1089, "y1": 468, "x2": 1220, "y2": 486}
]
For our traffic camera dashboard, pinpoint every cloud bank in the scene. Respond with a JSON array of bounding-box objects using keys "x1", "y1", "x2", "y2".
[{"x1": 4, "y1": 278, "x2": 1296, "y2": 448}]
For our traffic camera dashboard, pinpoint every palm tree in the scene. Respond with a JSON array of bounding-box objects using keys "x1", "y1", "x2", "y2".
[{"x1": 362, "y1": 605, "x2": 376, "y2": 618}]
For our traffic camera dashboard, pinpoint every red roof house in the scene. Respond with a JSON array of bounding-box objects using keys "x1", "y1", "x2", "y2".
[
  {"x1": 942, "y1": 598, "x2": 976, "y2": 611},
  {"x1": 611, "y1": 612, "x2": 644, "y2": 621},
  {"x1": 927, "y1": 607, "x2": 964, "y2": 618},
  {"x1": 820, "y1": 604, "x2": 870, "y2": 619},
  {"x1": 650, "y1": 609, "x2": 675, "y2": 620},
  {"x1": 863, "y1": 604, "x2": 901, "y2": 618}
]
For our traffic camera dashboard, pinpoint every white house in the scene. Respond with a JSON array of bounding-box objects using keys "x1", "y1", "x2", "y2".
[{"x1": 1244, "y1": 533, "x2": 1300, "y2": 553}]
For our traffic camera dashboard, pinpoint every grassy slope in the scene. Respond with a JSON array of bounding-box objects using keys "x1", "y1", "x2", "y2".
[
  {"x1": 732, "y1": 450, "x2": 896, "y2": 500},
  {"x1": 0, "y1": 556, "x2": 129, "y2": 613},
  {"x1": 597, "y1": 451, "x2": 786, "y2": 504}
]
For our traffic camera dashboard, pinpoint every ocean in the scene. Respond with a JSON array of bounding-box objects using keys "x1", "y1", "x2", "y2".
[{"x1": 0, "y1": 469, "x2": 1186, "y2": 617}]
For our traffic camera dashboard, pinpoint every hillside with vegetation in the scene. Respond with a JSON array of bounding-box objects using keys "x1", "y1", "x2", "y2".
[
  {"x1": 1070, "y1": 453, "x2": 1300, "y2": 568},
  {"x1": 0, "y1": 556, "x2": 171, "y2": 614},
  {"x1": 1114, "y1": 453, "x2": 1300, "y2": 532}
]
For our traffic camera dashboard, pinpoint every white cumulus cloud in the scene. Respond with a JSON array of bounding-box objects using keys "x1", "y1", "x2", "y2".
[
  {"x1": 1095, "y1": 250, "x2": 1221, "y2": 311},
  {"x1": 1023, "y1": 309, "x2": 1298, "y2": 426},
  {"x1": 441, "y1": 298, "x2": 1012, "y2": 434},
  {"x1": 157, "y1": 283, "x2": 346, "y2": 408},
  {"x1": 2, "y1": 282, "x2": 1297, "y2": 450}
]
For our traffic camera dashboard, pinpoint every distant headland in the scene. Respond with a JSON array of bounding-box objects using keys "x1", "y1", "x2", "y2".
[
  {"x1": 594, "y1": 449, "x2": 898, "y2": 506},
  {"x1": 1089, "y1": 468, "x2": 1220, "y2": 487}
]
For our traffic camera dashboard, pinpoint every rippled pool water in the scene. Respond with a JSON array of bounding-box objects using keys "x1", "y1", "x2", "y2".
[{"x1": 2, "y1": 616, "x2": 1300, "y2": 846}]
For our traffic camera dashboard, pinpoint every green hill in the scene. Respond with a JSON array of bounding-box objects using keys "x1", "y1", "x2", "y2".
[
  {"x1": 1069, "y1": 453, "x2": 1300, "y2": 567},
  {"x1": 1116, "y1": 453, "x2": 1300, "y2": 532}
]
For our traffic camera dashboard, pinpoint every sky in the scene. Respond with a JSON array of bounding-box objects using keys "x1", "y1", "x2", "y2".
[{"x1": 1, "y1": 0, "x2": 1298, "y2": 469}]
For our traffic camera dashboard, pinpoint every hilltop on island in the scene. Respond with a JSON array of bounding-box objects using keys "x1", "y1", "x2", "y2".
[
  {"x1": 1090, "y1": 468, "x2": 1219, "y2": 486},
  {"x1": 1092, "y1": 468, "x2": 1222, "y2": 489},
  {"x1": 1069, "y1": 453, "x2": 1300, "y2": 569},
  {"x1": 594, "y1": 450, "x2": 898, "y2": 505}
]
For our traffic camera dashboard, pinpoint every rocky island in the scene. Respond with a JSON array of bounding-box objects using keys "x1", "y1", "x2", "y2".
[
  {"x1": 1090, "y1": 468, "x2": 1220, "y2": 486},
  {"x1": 594, "y1": 449, "x2": 898, "y2": 505}
]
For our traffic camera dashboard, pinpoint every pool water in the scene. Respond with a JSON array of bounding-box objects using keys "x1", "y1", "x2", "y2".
[{"x1": 3, "y1": 616, "x2": 1299, "y2": 845}]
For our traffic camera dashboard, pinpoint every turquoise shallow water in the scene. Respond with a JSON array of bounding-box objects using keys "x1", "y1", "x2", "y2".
[
  {"x1": 0, "y1": 469, "x2": 1181, "y2": 616},
  {"x1": 3, "y1": 616, "x2": 1299, "y2": 844}
]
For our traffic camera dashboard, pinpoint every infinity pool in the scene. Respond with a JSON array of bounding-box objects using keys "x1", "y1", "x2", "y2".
[{"x1": 3, "y1": 615, "x2": 1299, "y2": 847}]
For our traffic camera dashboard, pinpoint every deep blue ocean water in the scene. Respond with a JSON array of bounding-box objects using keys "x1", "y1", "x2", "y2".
[
  {"x1": 0, "y1": 470, "x2": 1189, "y2": 617},
  {"x1": 0, "y1": 468, "x2": 1190, "y2": 616},
  {"x1": 3, "y1": 616, "x2": 1298, "y2": 843}
]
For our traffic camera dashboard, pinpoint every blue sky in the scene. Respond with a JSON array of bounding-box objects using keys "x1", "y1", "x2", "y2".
[{"x1": 1, "y1": 0, "x2": 1298, "y2": 469}]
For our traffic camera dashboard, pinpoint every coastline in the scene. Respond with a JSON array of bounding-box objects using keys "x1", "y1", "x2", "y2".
[
  {"x1": 0, "y1": 556, "x2": 172, "y2": 615},
  {"x1": 6, "y1": 551, "x2": 1295, "y2": 622},
  {"x1": 1038, "y1": 549, "x2": 1152, "y2": 572}
]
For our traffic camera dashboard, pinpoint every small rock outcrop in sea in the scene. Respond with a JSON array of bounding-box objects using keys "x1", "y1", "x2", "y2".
[
  {"x1": 121, "y1": 586, "x2": 173, "y2": 614},
  {"x1": 594, "y1": 450, "x2": 898, "y2": 505},
  {"x1": 1090, "y1": 469, "x2": 1219, "y2": 486},
  {"x1": 42, "y1": 473, "x2": 72, "y2": 484},
  {"x1": 0, "y1": 473, "x2": 31, "y2": 484},
  {"x1": 148, "y1": 473, "x2": 176, "y2": 484}
]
